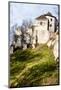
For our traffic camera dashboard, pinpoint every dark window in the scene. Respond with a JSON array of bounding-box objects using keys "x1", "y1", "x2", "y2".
[
  {"x1": 48, "y1": 20, "x2": 49, "y2": 30},
  {"x1": 51, "y1": 18, "x2": 52, "y2": 21},
  {"x1": 50, "y1": 24, "x2": 52, "y2": 27},
  {"x1": 40, "y1": 22, "x2": 43, "y2": 25}
]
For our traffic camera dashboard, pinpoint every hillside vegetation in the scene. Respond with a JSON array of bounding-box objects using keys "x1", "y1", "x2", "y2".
[{"x1": 9, "y1": 44, "x2": 59, "y2": 88}]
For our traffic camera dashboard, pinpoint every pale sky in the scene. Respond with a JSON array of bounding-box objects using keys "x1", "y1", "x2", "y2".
[{"x1": 10, "y1": 2, "x2": 59, "y2": 28}]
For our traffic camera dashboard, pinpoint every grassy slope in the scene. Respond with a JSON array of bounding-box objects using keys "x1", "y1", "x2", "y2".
[{"x1": 9, "y1": 44, "x2": 59, "y2": 88}]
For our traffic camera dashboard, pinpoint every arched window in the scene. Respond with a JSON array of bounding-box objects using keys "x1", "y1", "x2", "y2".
[{"x1": 51, "y1": 18, "x2": 52, "y2": 21}]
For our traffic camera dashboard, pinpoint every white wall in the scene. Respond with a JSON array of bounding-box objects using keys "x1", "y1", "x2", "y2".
[
  {"x1": 33, "y1": 19, "x2": 49, "y2": 44},
  {"x1": 37, "y1": 29, "x2": 49, "y2": 44},
  {"x1": 35, "y1": 19, "x2": 48, "y2": 30}
]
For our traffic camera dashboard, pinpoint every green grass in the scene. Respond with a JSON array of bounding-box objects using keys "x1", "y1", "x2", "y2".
[{"x1": 9, "y1": 44, "x2": 59, "y2": 88}]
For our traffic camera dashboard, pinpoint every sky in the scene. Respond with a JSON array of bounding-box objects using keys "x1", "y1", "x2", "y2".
[
  {"x1": 10, "y1": 2, "x2": 59, "y2": 28},
  {"x1": 10, "y1": 2, "x2": 59, "y2": 45}
]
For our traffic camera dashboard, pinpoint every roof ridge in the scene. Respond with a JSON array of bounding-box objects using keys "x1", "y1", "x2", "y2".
[{"x1": 35, "y1": 12, "x2": 57, "y2": 20}]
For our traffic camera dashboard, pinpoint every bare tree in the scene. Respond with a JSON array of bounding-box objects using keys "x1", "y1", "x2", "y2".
[{"x1": 21, "y1": 19, "x2": 33, "y2": 49}]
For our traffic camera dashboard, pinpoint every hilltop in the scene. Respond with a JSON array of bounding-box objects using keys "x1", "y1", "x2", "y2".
[{"x1": 9, "y1": 44, "x2": 59, "y2": 87}]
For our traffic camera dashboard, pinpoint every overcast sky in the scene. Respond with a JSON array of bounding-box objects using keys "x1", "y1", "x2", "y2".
[{"x1": 10, "y1": 2, "x2": 59, "y2": 28}]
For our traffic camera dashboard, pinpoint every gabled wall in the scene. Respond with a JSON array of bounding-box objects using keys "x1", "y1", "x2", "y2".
[{"x1": 45, "y1": 16, "x2": 55, "y2": 32}]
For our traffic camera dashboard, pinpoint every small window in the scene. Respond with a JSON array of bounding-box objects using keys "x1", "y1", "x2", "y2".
[
  {"x1": 40, "y1": 22, "x2": 43, "y2": 25},
  {"x1": 51, "y1": 18, "x2": 52, "y2": 21},
  {"x1": 50, "y1": 24, "x2": 52, "y2": 27}
]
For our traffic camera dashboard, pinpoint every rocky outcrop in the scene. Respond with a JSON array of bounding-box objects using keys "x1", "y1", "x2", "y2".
[{"x1": 47, "y1": 32, "x2": 59, "y2": 61}]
